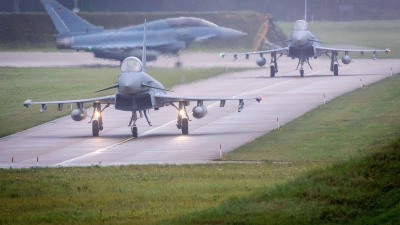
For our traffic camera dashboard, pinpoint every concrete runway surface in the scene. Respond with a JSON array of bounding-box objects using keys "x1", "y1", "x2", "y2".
[
  {"x1": 0, "y1": 51, "x2": 256, "y2": 68},
  {"x1": 0, "y1": 52, "x2": 399, "y2": 168}
]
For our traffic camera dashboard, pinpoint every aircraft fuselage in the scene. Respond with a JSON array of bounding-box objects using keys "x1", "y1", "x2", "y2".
[{"x1": 288, "y1": 27, "x2": 320, "y2": 59}]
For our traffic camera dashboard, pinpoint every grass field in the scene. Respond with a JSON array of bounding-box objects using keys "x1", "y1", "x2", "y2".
[
  {"x1": 0, "y1": 67, "x2": 250, "y2": 138},
  {"x1": 0, "y1": 162, "x2": 324, "y2": 224},
  {"x1": 227, "y1": 74, "x2": 400, "y2": 162},
  {"x1": 277, "y1": 20, "x2": 400, "y2": 59},
  {"x1": 165, "y1": 134, "x2": 400, "y2": 224},
  {"x1": 1, "y1": 73, "x2": 399, "y2": 224}
]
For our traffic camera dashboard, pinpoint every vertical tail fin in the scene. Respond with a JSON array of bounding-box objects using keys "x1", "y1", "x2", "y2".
[
  {"x1": 142, "y1": 19, "x2": 147, "y2": 72},
  {"x1": 41, "y1": 0, "x2": 101, "y2": 34}
]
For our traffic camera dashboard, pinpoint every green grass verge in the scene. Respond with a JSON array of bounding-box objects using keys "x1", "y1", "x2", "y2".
[
  {"x1": 277, "y1": 20, "x2": 400, "y2": 59},
  {"x1": 0, "y1": 66, "x2": 250, "y2": 138},
  {"x1": 0, "y1": 162, "x2": 323, "y2": 224},
  {"x1": 227, "y1": 75, "x2": 400, "y2": 162},
  {"x1": 164, "y1": 133, "x2": 400, "y2": 225}
]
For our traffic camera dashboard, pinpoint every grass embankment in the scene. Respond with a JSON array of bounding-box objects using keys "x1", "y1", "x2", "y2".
[
  {"x1": 0, "y1": 67, "x2": 250, "y2": 138},
  {"x1": 277, "y1": 20, "x2": 400, "y2": 59},
  {"x1": 165, "y1": 134, "x2": 400, "y2": 224},
  {"x1": 227, "y1": 74, "x2": 400, "y2": 162}
]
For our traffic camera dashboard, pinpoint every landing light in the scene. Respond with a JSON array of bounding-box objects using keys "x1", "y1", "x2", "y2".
[
  {"x1": 179, "y1": 110, "x2": 185, "y2": 116},
  {"x1": 94, "y1": 111, "x2": 100, "y2": 118}
]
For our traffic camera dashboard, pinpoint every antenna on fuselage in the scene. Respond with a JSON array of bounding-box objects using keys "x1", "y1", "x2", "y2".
[{"x1": 142, "y1": 19, "x2": 147, "y2": 72}]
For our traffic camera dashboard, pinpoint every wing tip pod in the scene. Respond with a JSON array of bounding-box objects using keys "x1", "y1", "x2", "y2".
[
  {"x1": 256, "y1": 95, "x2": 263, "y2": 102},
  {"x1": 220, "y1": 52, "x2": 225, "y2": 58}
]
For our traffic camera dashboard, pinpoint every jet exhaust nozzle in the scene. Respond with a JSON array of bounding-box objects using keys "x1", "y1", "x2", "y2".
[{"x1": 56, "y1": 37, "x2": 72, "y2": 49}]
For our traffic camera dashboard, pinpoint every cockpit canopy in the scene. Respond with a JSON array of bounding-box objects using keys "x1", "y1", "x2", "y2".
[
  {"x1": 167, "y1": 17, "x2": 218, "y2": 28},
  {"x1": 120, "y1": 57, "x2": 142, "y2": 73},
  {"x1": 293, "y1": 20, "x2": 308, "y2": 31}
]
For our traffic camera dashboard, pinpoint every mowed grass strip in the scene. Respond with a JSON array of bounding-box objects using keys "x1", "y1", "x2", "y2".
[
  {"x1": 0, "y1": 162, "x2": 324, "y2": 224},
  {"x1": 227, "y1": 74, "x2": 400, "y2": 162},
  {"x1": 0, "y1": 66, "x2": 249, "y2": 138},
  {"x1": 277, "y1": 20, "x2": 400, "y2": 59}
]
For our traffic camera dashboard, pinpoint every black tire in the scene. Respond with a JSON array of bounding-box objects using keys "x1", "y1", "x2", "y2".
[
  {"x1": 333, "y1": 64, "x2": 339, "y2": 76},
  {"x1": 131, "y1": 126, "x2": 138, "y2": 138},
  {"x1": 300, "y1": 69, "x2": 304, "y2": 77},
  {"x1": 270, "y1": 65, "x2": 275, "y2": 77},
  {"x1": 175, "y1": 61, "x2": 182, "y2": 68},
  {"x1": 182, "y1": 118, "x2": 188, "y2": 135},
  {"x1": 92, "y1": 120, "x2": 99, "y2": 137}
]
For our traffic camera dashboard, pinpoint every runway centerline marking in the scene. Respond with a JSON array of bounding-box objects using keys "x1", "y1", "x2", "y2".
[{"x1": 55, "y1": 78, "x2": 296, "y2": 166}]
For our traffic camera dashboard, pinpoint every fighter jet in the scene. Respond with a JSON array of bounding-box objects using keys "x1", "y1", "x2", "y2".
[
  {"x1": 221, "y1": 20, "x2": 390, "y2": 77},
  {"x1": 41, "y1": 0, "x2": 246, "y2": 65},
  {"x1": 23, "y1": 22, "x2": 262, "y2": 138}
]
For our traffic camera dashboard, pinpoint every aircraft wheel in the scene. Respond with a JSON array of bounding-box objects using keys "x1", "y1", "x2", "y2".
[
  {"x1": 333, "y1": 64, "x2": 339, "y2": 76},
  {"x1": 131, "y1": 126, "x2": 138, "y2": 138},
  {"x1": 182, "y1": 118, "x2": 188, "y2": 135},
  {"x1": 300, "y1": 69, "x2": 304, "y2": 77},
  {"x1": 92, "y1": 120, "x2": 99, "y2": 137},
  {"x1": 270, "y1": 65, "x2": 275, "y2": 77},
  {"x1": 175, "y1": 61, "x2": 182, "y2": 68}
]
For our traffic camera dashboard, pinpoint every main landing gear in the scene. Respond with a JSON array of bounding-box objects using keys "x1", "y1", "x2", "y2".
[
  {"x1": 326, "y1": 52, "x2": 339, "y2": 76},
  {"x1": 175, "y1": 54, "x2": 183, "y2": 68},
  {"x1": 269, "y1": 52, "x2": 282, "y2": 77},
  {"x1": 89, "y1": 103, "x2": 110, "y2": 137},
  {"x1": 173, "y1": 101, "x2": 190, "y2": 135}
]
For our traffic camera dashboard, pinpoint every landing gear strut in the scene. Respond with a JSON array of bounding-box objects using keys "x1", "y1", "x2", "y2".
[
  {"x1": 296, "y1": 58, "x2": 305, "y2": 77},
  {"x1": 269, "y1": 52, "x2": 281, "y2": 77},
  {"x1": 128, "y1": 111, "x2": 139, "y2": 138},
  {"x1": 89, "y1": 102, "x2": 109, "y2": 137},
  {"x1": 127, "y1": 110, "x2": 153, "y2": 138},
  {"x1": 327, "y1": 52, "x2": 339, "y2": 76},
  {"x1": 173, "y1": 101, "x2": 190, "y2": 135},
  {"x1": 295, "y1": 58, "x2": 314, "y2": 77},
  {"x1": 175, "y1": 54, "x2": 182, "y2": 68}
]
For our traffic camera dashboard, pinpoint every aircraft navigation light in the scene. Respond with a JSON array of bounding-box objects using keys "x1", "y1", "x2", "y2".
[{"x1": 88, "y1": 46, "x2": 92, "y2": 51}]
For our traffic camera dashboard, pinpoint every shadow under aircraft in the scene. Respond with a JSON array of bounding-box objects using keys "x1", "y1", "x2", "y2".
[
  {"x1": 41, "y1": 0, "x2": 247, "y2": 65},
  {"x1": 221, "y1": 20, "x2": 390, "y2": 77},
  {"x1": 24, "y1": 20, "x2": 262, "y2": 138}
]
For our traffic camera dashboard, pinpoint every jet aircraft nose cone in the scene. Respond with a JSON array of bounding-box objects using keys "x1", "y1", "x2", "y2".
[
  {"x1": 220, "y1": 28, "x2": 247, "y2": 39},
  {"x1": 118, "y1": 73, "x2": 143, "y2": 94},
  {"x1": 291, "y1": 31, "x2": 308, "y2": 47}
]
